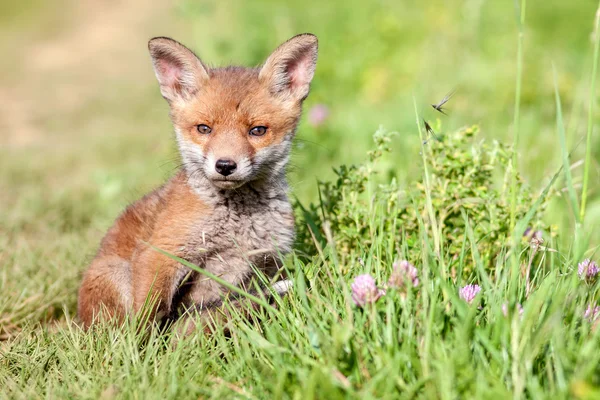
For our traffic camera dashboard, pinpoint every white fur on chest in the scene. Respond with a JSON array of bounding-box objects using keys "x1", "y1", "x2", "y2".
[
  {"x1": 186, "y1": 191, "x2": 293, "y2": 274},
  {"x1": 207, "y1": 196, "x2": 292, "y2": 249},
  {"x1": 182, "y1": 192, "x2": 294, "y2": 305}
]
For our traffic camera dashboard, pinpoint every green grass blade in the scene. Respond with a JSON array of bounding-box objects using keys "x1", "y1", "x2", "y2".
[
  {"x1": 510, "y1": 0, "x2": 527, "y2": 234},
  {"x1": 553, "y1": 64, "x2": 580, "y2": 218},
  {"x1": 150, "y1": 245, "x2": 277, "y2": 312},
  {"x1": 412, "y1": 96, "x2": 442, "y2": 262},
  {"x1": 513, "y1": 166, "x2": 562, "y2": 242},
  {"x1": 580, "y1": 1, "x2": 600, "y2": 222}
]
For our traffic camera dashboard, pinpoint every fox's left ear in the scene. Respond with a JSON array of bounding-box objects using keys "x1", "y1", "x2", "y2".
[{"x1": 259, "y1": 33, "x2": 318, "y2": 101}]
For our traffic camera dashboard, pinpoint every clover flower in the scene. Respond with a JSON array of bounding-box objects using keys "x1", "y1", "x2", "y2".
[
  {"x1": 524, "y1": 228, "x2": 544, "y2": 250},
  {"x1": 584, "y1": 304, "x2": 600, "y2": 323},
  {"x1": 530, "y1": 231, "x2": 544, "y2": 250},
  {"x1": 502, "y1": 302, "x2": 524, "y2": 317},
  {"x1": 388, "y1": 260, "x2": 419, "y2": 289},
  {"x1": 578, "y1": 259, "x2": 599, "y2": 282},
  {"x1": 459, "y1": 284, "x2": 481, "y2": 305},
  {"x1": 307, "y1": 104, "x2": 329, "y2": 127},
  {"x1": 351, "y1": 274, "x2": 384, "y2": 307}
]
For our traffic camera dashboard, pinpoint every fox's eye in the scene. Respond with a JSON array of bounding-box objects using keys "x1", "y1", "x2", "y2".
[
  {"x1": 249, "y1": 126, "x2": 267, "y2": 137},
  {"x1": 196, "y1": 124, "x2": 212, "y2": 135}
]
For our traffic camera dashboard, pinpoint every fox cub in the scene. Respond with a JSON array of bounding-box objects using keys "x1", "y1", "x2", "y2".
[{"x1": 78, "y1": 34, "x2": 318, "y2": 330}]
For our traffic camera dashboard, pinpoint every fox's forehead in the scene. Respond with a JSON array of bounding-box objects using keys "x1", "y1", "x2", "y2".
[
  {"x1": 206, "y1": 66, "x2": 261, "y2": 97},
  {"x1": 208, "y1": 66, "x2": 261, "y2": 88},
  {"x1": 202, "y1": 67, "x2": 266, "y2": 119},
  {"x1": 173, "y1": 66, "x2": 298, "y2": 127}
]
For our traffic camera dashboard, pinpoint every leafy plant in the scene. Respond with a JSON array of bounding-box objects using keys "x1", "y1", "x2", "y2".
[{"x1": 295, "y1": 124, "x2": 552, "y2": 276}]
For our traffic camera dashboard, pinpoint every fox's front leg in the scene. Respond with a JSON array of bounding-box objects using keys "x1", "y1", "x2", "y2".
[
  {"x1": 177, "y1": 279, "x2": 294, "y2": 336},
  {"x1": 131, "y1": 247, "x2": 188, "y2": 321}
]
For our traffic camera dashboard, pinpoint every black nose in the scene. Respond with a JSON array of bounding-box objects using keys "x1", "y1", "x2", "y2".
[{"x1": 215, "y1": 159, "x2": 237, "y2": 176}]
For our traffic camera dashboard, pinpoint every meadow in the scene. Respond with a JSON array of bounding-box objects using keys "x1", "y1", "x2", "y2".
[{"x1": 1, "y1": 0, "x2": 599, "y2": 398}]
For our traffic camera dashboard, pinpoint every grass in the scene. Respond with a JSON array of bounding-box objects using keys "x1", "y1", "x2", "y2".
[
  {"x1": 1, "y1": 0, "x2": 600, "y2": 398},
  {"x1": 581, "y1": 2, "x2": 600, "y2": 223},
  {"x1": 509, "y1": 0, "x2": 526, "y2": 236}
]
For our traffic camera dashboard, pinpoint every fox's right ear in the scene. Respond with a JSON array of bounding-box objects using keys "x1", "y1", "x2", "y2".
[{"x1": 148, "y1": 37, "x2": 209, "y2": 103}]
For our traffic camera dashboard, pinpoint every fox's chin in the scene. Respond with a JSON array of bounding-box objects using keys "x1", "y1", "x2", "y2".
[{"x1": 211, "y1": 179, "x2": 246, "y2": 190}]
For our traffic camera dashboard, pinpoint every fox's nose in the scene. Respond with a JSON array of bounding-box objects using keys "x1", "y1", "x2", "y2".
[{"x1": 215, "y1": 159, "x2": 237, "y2": 176}]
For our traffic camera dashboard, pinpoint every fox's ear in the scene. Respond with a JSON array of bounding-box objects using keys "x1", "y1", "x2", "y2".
[
  {"x1": 259, "y1": 33, "x2": 318, "y2": 101},
  {"x1": 148, "y1": 37, "x2": 209, "y2": 103}
]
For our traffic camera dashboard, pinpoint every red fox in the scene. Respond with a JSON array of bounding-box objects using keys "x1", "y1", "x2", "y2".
[{"x1": 77, "y1": 34, "x2": 318, "y2": 331}]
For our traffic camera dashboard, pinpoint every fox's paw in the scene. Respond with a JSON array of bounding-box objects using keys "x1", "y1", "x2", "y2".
[{"x1": 271, "y1": 279, "x2": 293, "y2": 296}]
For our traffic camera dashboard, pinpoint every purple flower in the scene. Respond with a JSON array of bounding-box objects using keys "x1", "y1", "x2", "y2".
[
  {"x1": 351, "y1": 274, "x2": 384, "y2": 307},
  {"x1": 530, "y1": 231, "x2": 544, "y2": 250},
  {"x1": 459, "y1": 284, "x2": 481, "y2": 305},
  {"x1": 584, "y1": 304, "x2": 600, "y2": 323},
  {"x1": 523, "y1": 228, "x2": 544, "y2": 250},
  {"x1": 388, "y1": 260, "x2": 419, "y2": 289},
  {"x1": 307, "y1": 104, "x2": 329, "y2": 127},
  {"x1": 502, "y1": 302, "x2": 524, "y2": 317},
  {"x1": 578, "y1": 259, "x2": 599, "y2": 282}
]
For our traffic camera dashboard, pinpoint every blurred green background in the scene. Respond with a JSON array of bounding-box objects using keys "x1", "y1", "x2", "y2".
[{"x1": 0, "y1": 0, "x2": 598, "y2": 284}]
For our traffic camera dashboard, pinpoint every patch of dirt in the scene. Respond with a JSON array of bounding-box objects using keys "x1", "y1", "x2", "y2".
[{"x1": 0, "y1": 0, "x2": 176, "y2": 147}]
